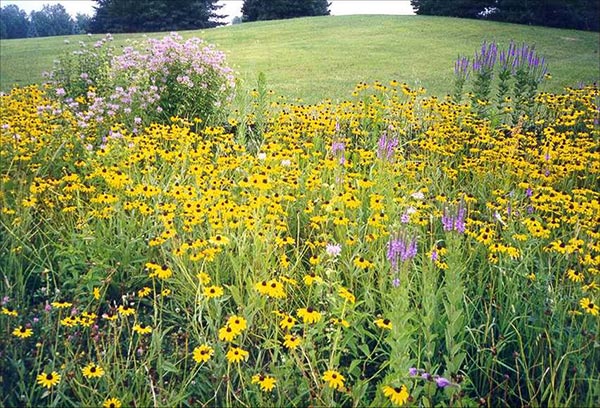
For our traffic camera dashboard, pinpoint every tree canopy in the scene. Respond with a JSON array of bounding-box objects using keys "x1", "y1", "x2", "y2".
[
  {"x1": 0, "y1": 5, "x2": 29, "y2": 39},
  {"x1": 90, "y1": 0, "x2": 224, "y2": 33},
  {"x1": 241, "y1": 0, "x2": 330, "y2": 22},
  {"x1": 410, "y1": 0, "x2": 599, "y2": 31}
]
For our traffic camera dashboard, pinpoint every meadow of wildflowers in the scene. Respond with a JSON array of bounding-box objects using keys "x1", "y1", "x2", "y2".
[{"x1": 0, "y1": 34, "x2": 599, "y2": 407}]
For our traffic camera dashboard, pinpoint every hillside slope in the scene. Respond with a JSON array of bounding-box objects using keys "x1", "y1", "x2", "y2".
[{"x1": 1, "y1": 15, "x2": 598, "y2": 101}]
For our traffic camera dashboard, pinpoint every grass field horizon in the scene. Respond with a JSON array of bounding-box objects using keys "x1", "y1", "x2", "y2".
[{"x1": 1, "y1": 15, "x2": 598, "y2": 102}]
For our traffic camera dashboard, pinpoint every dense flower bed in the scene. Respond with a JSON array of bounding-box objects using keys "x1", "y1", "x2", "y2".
[{"x1": 1, "y1": 60, "x2": 599, "y2": 406}]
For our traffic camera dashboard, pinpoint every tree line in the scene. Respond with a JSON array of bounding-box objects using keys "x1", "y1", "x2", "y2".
[
  {"x1": 411, "y1": 0, "x2": 599, "y2": 31},
  {"x1": 1, "y1": 4, "x2": 91, "y2": 39},
  {"x1": 0, "y1": 0, "x2": 330, "y2": 38}
]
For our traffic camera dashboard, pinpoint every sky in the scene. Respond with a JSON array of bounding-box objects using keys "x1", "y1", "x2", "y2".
[{"x1": 0, "y1": 1, "x2": 415, "y2": 21}]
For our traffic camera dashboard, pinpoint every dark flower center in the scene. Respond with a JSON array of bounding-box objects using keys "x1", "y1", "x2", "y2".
[{"x1": 46, "y1": 374, "x2": 53, "y2": 380}]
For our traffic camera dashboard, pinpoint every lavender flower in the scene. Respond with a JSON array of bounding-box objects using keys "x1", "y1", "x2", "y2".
[
  {"x1": 434, "y1": 376, "x2": 453, "y2": 388},
  {"x1": 331, "y1": 140, "x2": 346, "y2": 164},
  {"x1": 377, "y1": 130, "x2": 399, "y2": 161},
  {"x1": 387, "y1": 233, "x2": 418, "y2": 271},
  {"x1": 441, "y1": 202, "x2": 466, "y2": 234},
  {"x1": 326, "y1": 243, "x2": 342, "y2": 258}
]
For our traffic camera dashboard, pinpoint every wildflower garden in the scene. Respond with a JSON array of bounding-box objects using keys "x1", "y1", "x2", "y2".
[{"x1": 0, "y1": 32, "x2": 599, "y2": 407}]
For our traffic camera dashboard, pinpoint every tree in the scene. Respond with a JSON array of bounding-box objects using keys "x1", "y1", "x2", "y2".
[
  {"x1": 90, "y1": 0, "x2": 224, "y2": 33},
  {"x1": 74, "y1": 13, "x2": 92, "y2": 34},
  {"x1": 488, "y1": 0, "x2": 599, "y2": 31},
  {"x1": 411, "y1": 0, "x2": 599, "y2": 31},
  {"x1": 411, "y1": 0, "x2": 491, "y2": 18},
  {"x1": 0, "y1": 5, "x2": 29, "y2": 39},
  {"x1": 242, "y1": 0, "x2": 330, "y2": 22},
  {"x1": 29, "y1": 4, "x2": 74, "y2": 37}
]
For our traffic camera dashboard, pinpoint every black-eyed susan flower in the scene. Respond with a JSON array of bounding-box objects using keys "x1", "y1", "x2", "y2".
[
  {"x1": 2, "y1": 307, "x2": 18, "y2": 317},
  {"x1": 330, "y1": 317, "x2": 350, "y2": 328},
  {"x1": 138, "y1": 286, "x2": 152, "y2": 298},
  {"x1": 193, "y1": 344, "x2": 214, "y2": 363},
  {"x1": 93, "y1": 287, "x2": 101, "y2": 300},
  {"x1": 226, "y1": 346, "x2": 248, "y2": 363},
  {"x1": 579, "y1": 297, "x2": 599, "y2": 316},
  {"x1": 51, "y1": 301, "x2": 72, "y2": 309},
  {"x1": 283, "y1": 334, "x2": 301, "y2": 350},
  {"x1": 102, "y1": 397, "x2": 122, "y2": 408},
  {"x1": 133, "y1": 323, "x2": 152, "y2": 334},
  {"x1": 197, "y1": 272, "x2": 211, "y2": 285},
  {"x1": 297, "y1": 307, "x2": 322, "y2": 324},
  {"x1": 264, "y1": 279, "x2": 286, "y2": 298},
  {"x1": 117, "y1": 305, "x2": 135, "y2": 317},
  {"x1": 209, "y1": 234, "x2": 230, "y2": 246},
  {"x1": 150, "y1": 264, "x2": 173, "y2": 279},
  {"x1": 228, "y1": 315, "x2": 247, "y2": 333},
  {"x1": 60, "y1": 315, "x2": 79, "y2": 327},
  {"x1": 218, "y1": 325, "x2": 238, "y2": 342},
  {"x1": 251, "y1": 374, "x2": 277, "y2": 392},
  {"x1": 375, "y1": 318, "x2": 393, "y2": 330},
  {"x1": 353, "y1": 256, "x2": 373, "y2": 269},
  {"x1": 338, "y1": 286, "x2": 355, "y2": 304},
  {"x1": 37, "y1": 371, "x2": 61, "y2": 389},
  {"x1": 82, "y1": 362, "x2": 105, "y2": 378},
  {"x1": 303, "y1": 273, "x2": 323, "y2": 286},
  {"x1": 382, "y1": 384, "x2": 410, "y2": 406},
  {"x1": 203, "y1": 285, "x2": 224, "y2": 298},
  {"x1": 322, "y1": 369, "x2": 345, "y2": 390},
  {"x1": 255, "y1": 280, "x2": 271, "y2": 295},
  {"x1": 279, "y1": 314, "x2": 296, "y2": 330},
  {"x1": 12, "y1": 325, "x2": 33, "y2": 339},
  {"x1": 567, "y1": 269, "x2": 584, "y2": 283}
]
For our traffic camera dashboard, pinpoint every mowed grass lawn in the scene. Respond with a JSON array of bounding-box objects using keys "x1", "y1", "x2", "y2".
[{"x1": 1, "y1": 15, "x2": 599, "y2": 102}]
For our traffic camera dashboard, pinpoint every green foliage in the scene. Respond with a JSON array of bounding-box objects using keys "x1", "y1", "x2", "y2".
[
  {"x1": 489, "y1": 0, "x2": 600, "y2": 32},
  {"x1": 241, "y1": 0, "x2": 330, "y2": 22},
  {"x1": 46, "y1": 32, "x2": 235, "y2": 130},
  {"x1": 411, "y1": 0, "x2": 600, "y2": 31},
  {"x1": 29, "y1": 4, "x2": 75, "y2": 38},
  {"x1": 0, "y1": 5, "x2": 29, "y2": 39},
  {"x1": 90, "y1": 0, "x2": 224, "y2": 33}
]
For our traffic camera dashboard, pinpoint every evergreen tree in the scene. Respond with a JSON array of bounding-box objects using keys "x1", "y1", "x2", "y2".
[
  {"x1": 242, "y1": 0, "x2": 330, "y2": 22},
  {"x1": 0, "y1": 5, "x2": 29, "y2": 39},
  {"x1": 411, "y1": 0, "x2": 599, "y2": 31},
  {"x1": 90, "y1": 0, "x2": 224, "y2": 33},
  {"x1": 411, "y1": 0, "x2": 492, "y2": 18},
  {"x1": 489, "y1": 0, "x2": 599, "y2": 31}
]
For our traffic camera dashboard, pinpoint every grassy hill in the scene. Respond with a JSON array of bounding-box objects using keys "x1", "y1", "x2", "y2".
[{"x1": 1, "y1": 15, "x2": 598, "y2": 102}]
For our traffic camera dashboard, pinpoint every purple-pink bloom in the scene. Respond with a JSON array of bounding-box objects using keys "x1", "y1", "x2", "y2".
[{"x1": 435, "y1": 376, "x2": 452, "y2": 388}]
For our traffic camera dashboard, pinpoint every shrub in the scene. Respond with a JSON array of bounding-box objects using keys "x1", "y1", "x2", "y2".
[{"x1": 47, "y1": 32, "x2": 236, "y2": 134}]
